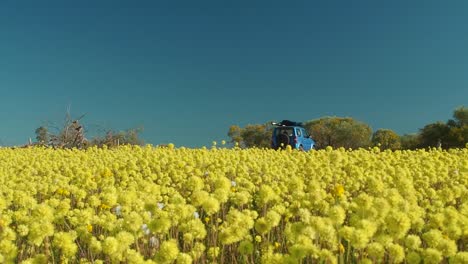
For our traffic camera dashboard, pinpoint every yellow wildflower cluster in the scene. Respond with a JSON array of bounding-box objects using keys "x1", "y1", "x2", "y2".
[{"x1": 0, "y1": 145, "x2": 467, "y2": 263}]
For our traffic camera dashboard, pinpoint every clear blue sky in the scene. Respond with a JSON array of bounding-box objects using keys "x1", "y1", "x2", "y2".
[{"x1": 1, "y1": 0, "x2": 467, "y2": 147}]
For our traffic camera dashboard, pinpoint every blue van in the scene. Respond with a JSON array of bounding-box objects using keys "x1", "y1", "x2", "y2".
[{"x1": 271, "y1": 120, "x2": 315, "y2": 151}]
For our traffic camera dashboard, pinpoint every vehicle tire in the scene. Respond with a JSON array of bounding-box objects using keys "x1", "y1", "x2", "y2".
[{"x1": 277, "y1": 134, "x2": 289, "y2": 149}]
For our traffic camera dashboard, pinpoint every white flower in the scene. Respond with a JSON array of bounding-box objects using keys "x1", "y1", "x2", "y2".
[
  {"x1": 194, "y1": 212, "x2": 200, "y2": 218},
  {"x1": 231, "y1": 181, "x2": 237, "y2": 187},
  {"x1": 150, "y1": 236, "x2": 159, "y2": 247},
  {"x1": 157, "y1": 203, "x2": 165, "y2": 209},
  {"x1": 115, "y1": 205, "x2": 122, "y2": 216},
  {"x1": 141, "y1": 224, "x2": 150, "y2": 235}
]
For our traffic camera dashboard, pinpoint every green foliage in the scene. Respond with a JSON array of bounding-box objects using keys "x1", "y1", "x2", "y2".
[
  {"x1": 90, "y1": 127, "x2": 144, "y2": 147},
  {"x1": 453, "y1": 106, "x2": 468, "y2": 126},
  {"x1": 227, "y1": 125, "x2": 243, "y2": 146},
  {"x1": 227, "y1": 123, "x2": 273, "y2": 148},
  {"x1": 400, "y1": 134, "x2": 420, "y2": 150},
  {"x1": 447, "y1": 125, "x2": 468, "y2": 147},
  {"x1": 34, "y1": 126, "x2": 49, "y2": 144},
  {"x1": 241, "y1": 124, "x2": 272, "y2": 148},
  {"x1": 418, "y1": 122, "x2": 450, "y2": 148},
  {"x1": 304, "y1": 117, "x2": 372, "y2": 149},
  {"x1": 418, "y1": 106, "x2": 467, "y2": 149},
  {"x1": 372, "y1": 129, "x2": 401, "y2": 150},
  {"x1": 226, "y1": 106, "x2": 466, "y2": 151}
]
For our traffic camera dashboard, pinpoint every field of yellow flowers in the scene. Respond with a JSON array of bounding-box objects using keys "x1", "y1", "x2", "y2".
[{"x1": 0, "y1": 145, "x2": 467, "y2": 264}]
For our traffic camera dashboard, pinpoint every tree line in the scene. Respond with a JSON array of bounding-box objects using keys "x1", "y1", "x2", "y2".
[
  {"x1": 31, "y1": 110, "x2": 144, "y2": 149},
  {"x1": 227, "y1": 106, "x2": 468, "y2": 150}
]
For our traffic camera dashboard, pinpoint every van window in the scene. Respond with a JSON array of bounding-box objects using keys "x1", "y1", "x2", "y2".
[
  {"x1": 296, "y1": 128, "x2": 302, "y2": 137},
  {"x1": 277, "y1": 128, "x2": 293, "y2": 136}
]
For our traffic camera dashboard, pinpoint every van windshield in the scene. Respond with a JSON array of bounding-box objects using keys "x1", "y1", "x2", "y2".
[{"x1": 275, "y1": 128, "x2": 294, "y2": 137}]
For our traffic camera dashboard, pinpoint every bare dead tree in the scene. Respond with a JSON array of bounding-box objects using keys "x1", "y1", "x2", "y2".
[
  {"x1": 48, "y1": 106, "x2": 88, "y2": 149},
  {"x1": 32, "y1": 105, "x2": 143, "y2": 149}
]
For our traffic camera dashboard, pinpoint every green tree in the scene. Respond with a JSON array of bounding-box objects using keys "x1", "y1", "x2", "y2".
[
  {"x1": 227, "y1": 123, "x2": 273, "y2": 148},
  {"x1": 304, "y1": 117, "x2": 372, "y2": 149},
  {"x1": 418, "y1": 106, "x2": 467, "y2": 149},
  {"x1": 447, "y1": 125, "x2": 468, "y2": 148},
  {"x1": 446, "y1": 106, "x2": 468, "y2": 148},
  {"x1": 35, "y1": 126, "x2": 49, "y2": 144},
  {"x1": 241, "y1": 124, "x2": 272, "y2": 148},
  {"x1": 227, "y1": 125, "x2": 243, "y2": 146},
  {"x1": 91, "y1": 127, "x2": 144, "y2": 147},
  {"x1": 418, "y1": 122, "x2": 450, "y2": 149},
  {"x1": 400, "y1": 134, "x2": 420, "y2": 150},
  {"x1": 453, "y1": 106, "x2": 468, "y2": 126},
  {"x1": 371, "y1": 129, "x2": 401, "y2": 150}
]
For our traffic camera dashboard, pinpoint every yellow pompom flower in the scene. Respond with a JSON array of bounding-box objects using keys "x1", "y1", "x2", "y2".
[
  {"x1": 437, "y1": 238, "x2": 457, "y2": 257},
  {"x1": 176, "y1": 253, "x2": 193, "y2": 264},
  {"x1": 339, "y1": 243, "x2": 345, "y2": 254},
  {"x1": 367, "y1": 242, "x2": 385, "y2": 260},
  {"x1": 238, "y1": 240, "x2": 254, "y2": 255},
  {"x1": 230, "y1": 191, "x2": 251, "y2": 206},
  {"x1": 190, "y1": 242, "x2": 206, "y2": 260},
  {"x1": 0, "y1": 139, "x2": 467, "y2": 262},
  {"x1": 89, "y1": 237, "x2": 102, "y2": 254},
  {"x1": 191, "y1": 190, "x2": 209, "y2": 207},
  {"x1": 102, "y1": 237, "x2": 119, "y2": 256},
  {"x1": 406, "y1": 251, "x2": 421, "y2": 264},
  {"x1": 201, "y1": 196, "x2": 220, "y2": 215},
  {"x1": 422, "y1": 229, "x2": 443, "y2": 248},
  {"x1": 101, "y1": 167, "x2": 113, "y2": 177},
  {"x1": 0, "y1": 240, "x2": 17, "y2": 263},
  {"x1": 422, "y1": 248, "x2": 442, "y2": 264},
  {"x1": 289, "y1": 243, "x2": 312, "y2": 260},
  {"x1": 329, "y1": 205, "x2": 346, "y2": 225},
  {"x1": 99, "y1": 203, "x2": 111, "y2": 210},
  {"x1": 207, "y1": 246, "x2": 220, "y2": 260},
  {"x1": 255, "y1": 217, "x2": 269, "y2": 234},
  {"x1": 334, "y1": 184, "x2": 345, "y2": 197},
  {"x1": 149, "y1": 216, "x2": 172, "y2": 234},
  {"x1": 126, "y1": 249, "x2": 145, "y2": 263},
  {"x1": 53, "y1": 231, "x2": 78, "y2": 258},
  {"x1": 256, "y1": 185, "x2": 279, "y2": 206},
  {"x1": 451, "y1": 252, "x2": 468, "y2": 264},
  {"x1": 17, "y1": 224, "x2": 29, "y2": 237},
  {"x1": 219, "y1": 209, "x2": 257, "y2": 245},
  {"x1": 28, "y1": 221, "x2": 54, "y2": 246},
  {"x1": 387, "y1": 243, "x2": 405, "y2": 264},
  {"x1": 155, "y1": 239, "x2": 179, "y2": 264}
]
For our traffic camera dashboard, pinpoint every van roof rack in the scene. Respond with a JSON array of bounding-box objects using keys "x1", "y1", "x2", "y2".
[{"x1": 272, "y1": 120, "x2": 303, "y2": 127}]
